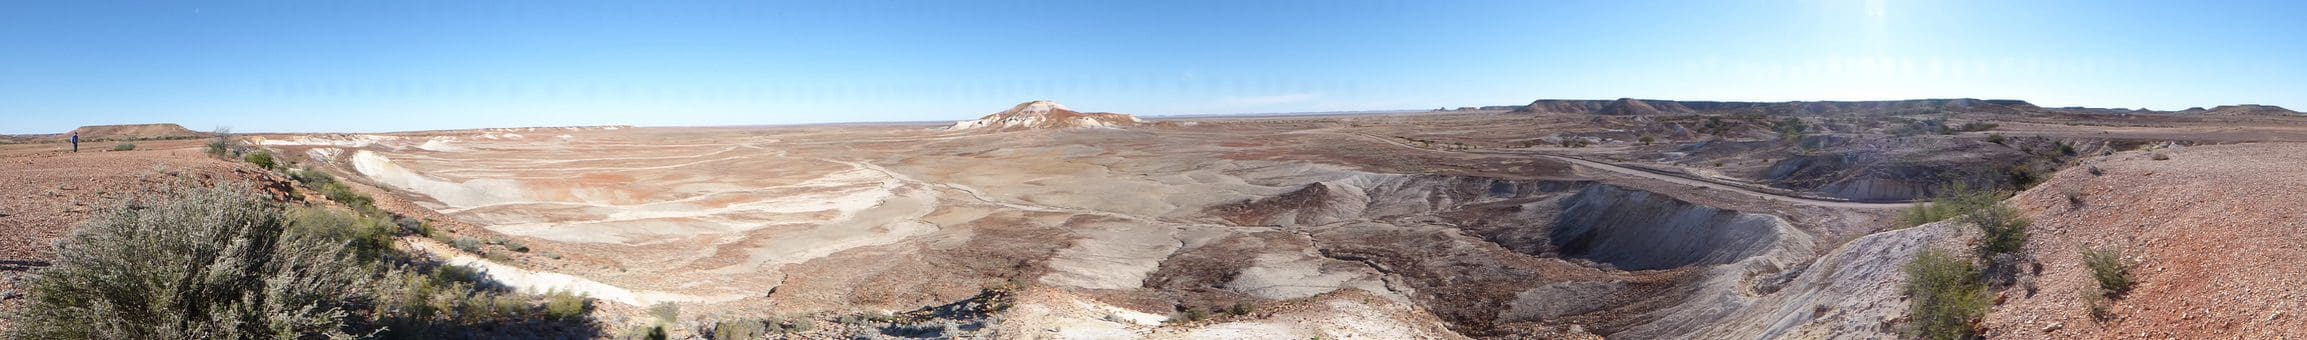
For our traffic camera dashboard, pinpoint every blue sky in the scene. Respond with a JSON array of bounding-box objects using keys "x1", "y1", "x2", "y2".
[{"x1": 3, "y1": 0, "x2": 2302, "y2": 133}]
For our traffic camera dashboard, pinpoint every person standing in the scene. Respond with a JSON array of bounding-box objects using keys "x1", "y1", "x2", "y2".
[{"x1": 70, "y1": 133, "x2": 78, "y2": 152}]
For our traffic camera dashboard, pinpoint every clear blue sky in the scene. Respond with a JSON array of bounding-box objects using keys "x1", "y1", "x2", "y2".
[{"x1": 3, "y1": 0, "x2": 2302, "y2": 133}]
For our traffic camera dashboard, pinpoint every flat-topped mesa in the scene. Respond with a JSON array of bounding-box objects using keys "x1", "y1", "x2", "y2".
[
  {"x1": 948, "y1": 100, "x2": 1145, "y2": 131},
  {"x1": 2186, "y1": 104, "x2": 2304, "y2": 116},
  {"x1": 66, "y1": 123, "x2": 205, "y2": 141},
  {"x1": 1513, "y1": 98, "x2": 2038, "y2": 115}
]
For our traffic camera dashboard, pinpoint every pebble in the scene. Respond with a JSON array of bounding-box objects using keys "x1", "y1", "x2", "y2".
[{"x1": 2043, "y1": 322, "x2": 2062, "y2": 332}]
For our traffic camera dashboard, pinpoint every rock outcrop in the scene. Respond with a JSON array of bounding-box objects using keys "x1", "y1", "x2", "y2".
[{"x1": 948, "y1": 100, "x2": 1144, "y2": 131}]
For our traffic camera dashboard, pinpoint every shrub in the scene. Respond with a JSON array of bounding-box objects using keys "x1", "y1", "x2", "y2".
[
  {"x1": 1181, "y1": 307, "x2": 1209, "y2": 322},
  {"x1": 2151, "y1": 153, "x2": 2170, "y2": 160},
  {"x1": 1228, "y1": 301, "x2": 1257, "y2": 315},
  {"x1": 711, "y1": 319, "x2": 764, "y2": 339},
  {"x1": 245, "y1": 150, "x2": 279, "y2": 170},
  {"x1": 8, "y1": 182, "x2": 372, "y2": 339},
  {"x1": 291, "y1": 166, "x2": 337, "y2": 187},
  {"x1": 1638, "y1": 135, "x2": 1655, "y2": 145},
  {"x1": 318, "y1": 181, "x2": 375, "y2": 213},
  {"x1": 1904, "y1": 249, "x2": 1988, "y2": 340},
  {"x1": 1967, "y1": 203, "x2": 2031, "y2": 256},
  {"x1": 284, "y1": 206, "x2": 397, "y2": 262},
  {"x1": 1894, "y1": 184, "x2": 2001, "y2": 229},
  {"x1": 206, "y1": 127, "x2": 235, "y2": 158},
  {"x1": 453, "y1": 237, "x2": 485, "y2": 254},
  {"x1": 650, "y1": 302, "x2": 682, "y2": 324},
  {"x1": 545, "y1": 289, "x2": 591, "y2": 320},
  {"x1": 111, "y1": 143, "x2": 135, "y2": 151},
  {"x1": 1985, "y1": 133, "x2": 2006, "y2": 145},
  {"x1": 2081, "y1": 246, "x2": 2133, "y2": 295}
]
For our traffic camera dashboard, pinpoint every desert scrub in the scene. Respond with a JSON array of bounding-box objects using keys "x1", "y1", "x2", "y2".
[
  {"x1": 2081, "y1": 246, "x2": 2133, "y2": 295},
  {"x1": 710, "y1": 319, "x2": 765, "y2": 339},
  {"x1": 1965, "y1": 202, "x2": 2031, "y2": 256},
  {"x1": 453, "y1": 236, "x2": 486, "y2": 253},
  {"x1": 245, "y1": 150, "x2": 279, "y2": 170},
  {"x1": 545, "y1": 289, "x2": 591, "y2": 320},
  {"x1": 7, "y1": 182, "x2": 372, "y2": 339},
  {"x1": 285, "y1": 206, "x2": 398, "y2": 262},
  {"x1": 1904, "y1": 249, "x2": 1988, "y2": 340},
  {"x1": 650, "y1": 302, "x2": 682, "y2": 324},
  {"x1": 1894, "y1": 184, "x2": 2001, "y2": 228},
  {"x1": 110, "y1": 143, "x2": 135, "y2": 151},
  {"x1": 317, "y1": 181, "x2": 378, "y2": 214}
]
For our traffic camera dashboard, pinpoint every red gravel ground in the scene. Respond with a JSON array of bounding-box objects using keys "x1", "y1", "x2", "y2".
[{"x1": 1986, "y1": 143, "x2": 2307, "y2": 338}]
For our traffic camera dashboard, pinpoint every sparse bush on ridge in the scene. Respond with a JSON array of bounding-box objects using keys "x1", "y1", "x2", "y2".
[
  {"x1": 1904, "y1": 249, "x2": 1988, "y2": 340},
  {"x1": 1967, "y1": 203, "x2": 2031, "y2": 256},
  {"x1": 2082, "y1": 246, "x2": 2133, "y2": 295}
]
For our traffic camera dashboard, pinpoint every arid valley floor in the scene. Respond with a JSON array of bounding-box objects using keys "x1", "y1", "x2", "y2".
[{"x1": 8, "y1": 99, "x2": 2307, "y2": 338}]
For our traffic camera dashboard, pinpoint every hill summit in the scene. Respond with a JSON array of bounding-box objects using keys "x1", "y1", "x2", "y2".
[{"x1": 948, "y1": 100, "x2": 1143, "y2": 131}]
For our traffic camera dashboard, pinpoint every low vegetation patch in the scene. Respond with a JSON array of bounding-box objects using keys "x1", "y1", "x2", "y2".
[
  {"x1": 9, "y1": 182, "x2": 372, "y2": 339},
  {"x1": 110, "y1": 143, "x2": 135, "y2": 151},
  {"x1": 2081, "y1": 246, "x2": 2133, "y2": 295},
  {"x1": 10, "y1": 177, "x2": 602, "y2": 338},
  {"x1": 245, "y1": 150, "x2": 278, "y2": 170},
  {"x1": 1904, "y1": 249, "x2": 1988, "y2": 340}
]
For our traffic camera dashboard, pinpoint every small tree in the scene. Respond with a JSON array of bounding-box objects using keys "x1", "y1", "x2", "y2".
[{"x1": 205, "y1": 127, "x2": 236, "y2": 158}]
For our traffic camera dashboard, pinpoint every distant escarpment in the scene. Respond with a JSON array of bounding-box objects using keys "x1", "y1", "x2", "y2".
[{"x1": 1513, "y1": 98, "x2": 2037, "y2": 116}]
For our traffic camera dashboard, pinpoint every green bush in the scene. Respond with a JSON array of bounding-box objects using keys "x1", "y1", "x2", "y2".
[
  {"x1": 291, "y1": 166, "x2": 337, "y2": 187},
  {"x1": 545, "y1": 289, "x2": 591, "y2": 320},
  {"x1": 2081, "y1": 246, "x2": 2133, "y2": 295},
  {"x1": 1894, "y1": 184, "x2": 2001, "y2": 229},
  {"x1": 318, "y1": 181, "x2": 376, "y2": 213},
  {"x1": 284, "y1": 206, "x2": 397, "y2": 262},
  {"x1": 1904, "y1": 249, "x2": 1988, "y2": 340},
  {"x1": 8, "y1": 182, "x2": 372, "y2": 339},
  {"x1": 1967, "y1": 203, "x2": 2031, "y2": 256},
  {"x1": 110, "y1": 143, "x2": 135, "y2": 151},
  {"x1": 245, "y1": 150, "x2": 278, "y2": 170}
]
